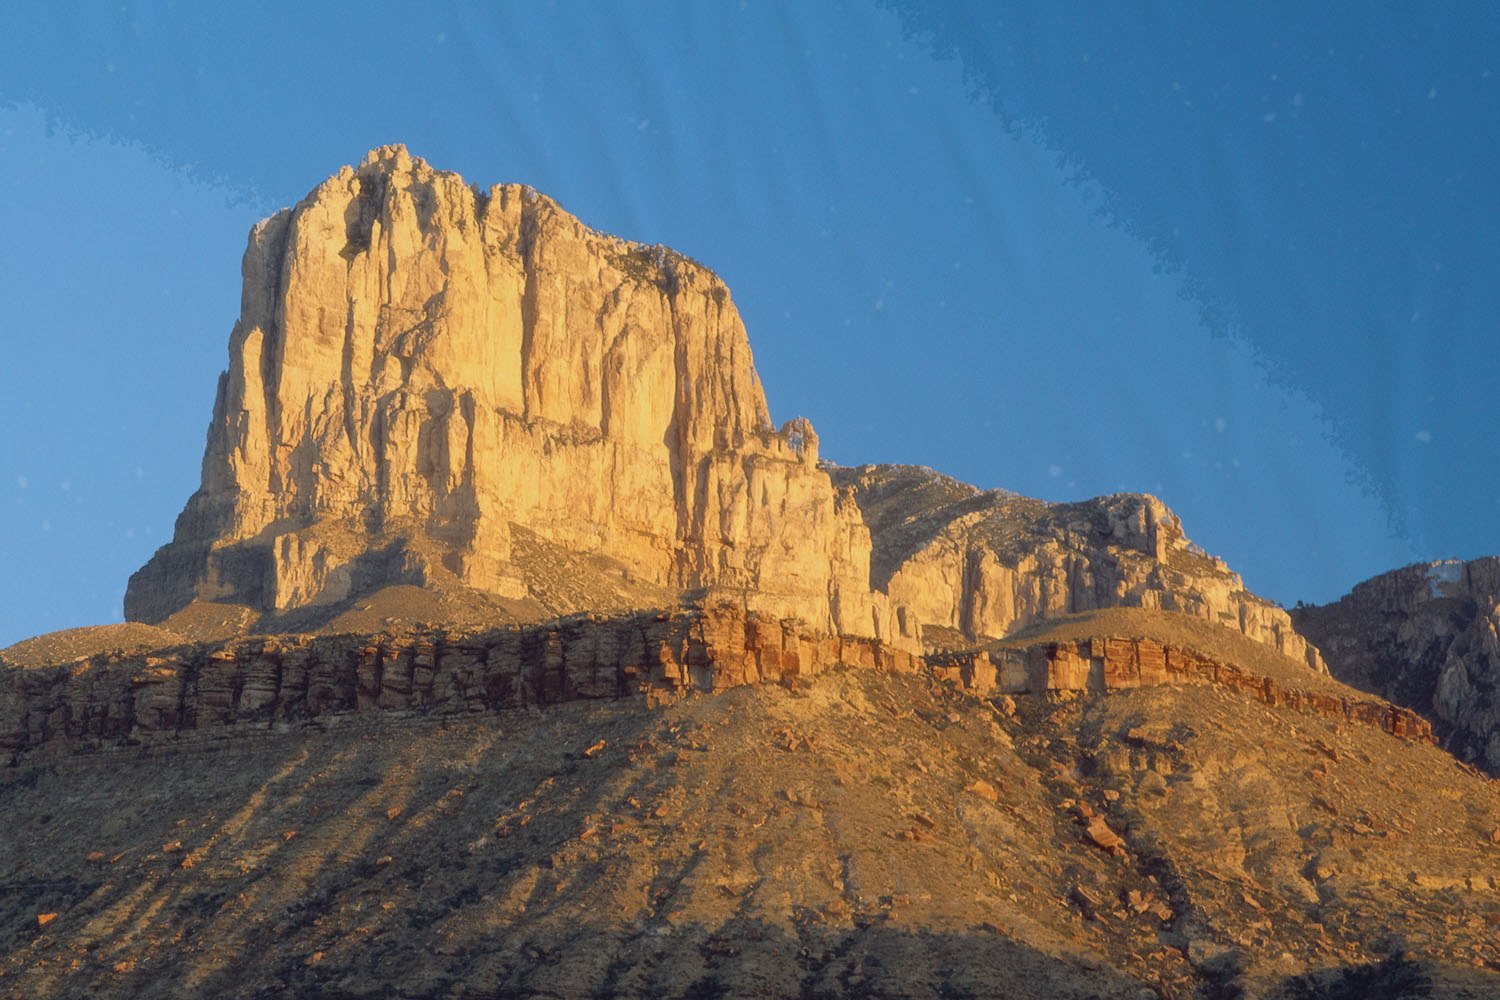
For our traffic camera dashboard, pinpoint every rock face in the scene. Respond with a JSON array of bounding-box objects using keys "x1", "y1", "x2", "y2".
[
  {"x1": 0, "y1": 605, "x2": 918, "y2": 755},
  {"x1": 834, "y1": 465, "x2": 1324, "y2": 671},
  {"x1": 928, "y1": 637, "x2": 1430, "y2": 742},
  {"x1": 0, "y1": 605, "x2": 1421, "y2": 758},
  {"x1": 1294, "y1": 557, "x2": 1500, "y2": 773},
  {"x1": 126, "y1": 147, "x2": 894, "y2": 642}
]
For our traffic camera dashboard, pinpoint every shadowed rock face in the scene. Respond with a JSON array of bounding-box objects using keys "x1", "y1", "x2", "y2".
[
  {"x1": 833, "y1": 464, "x2": 1324, "y2": 671},
  {"x1": 1295, "y1": 557, "x2": 1500, "y2": 773},
  {"x1": 126, "y1": 146, "x2": 897, "y2": 643}
]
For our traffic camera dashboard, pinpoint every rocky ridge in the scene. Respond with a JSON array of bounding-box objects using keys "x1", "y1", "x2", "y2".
[
  {"x1": 1294, "y1": 557, "x2": 1500, "y2": 774},
  {"x1": 0, "y1": 606, "x2": 1426, "y2": 759},
  {"x1": 835, "y1": 464, "x2": 1323, "y2": 670}
]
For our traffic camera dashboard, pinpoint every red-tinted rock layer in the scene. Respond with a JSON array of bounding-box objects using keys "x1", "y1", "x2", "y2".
[
  {"x1": 2, "y1": 607, "x2": 1427, "y2": 758},
  {"x1": 930, "y1": 638, "x2": 1434, "y2": 744}
]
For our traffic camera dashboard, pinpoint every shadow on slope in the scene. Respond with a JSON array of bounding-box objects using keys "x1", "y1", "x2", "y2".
[
  {"x1": 2, "y1": 666, "x2": 1497, "y2": 999},
  {"x1": 0, "y1": 676, "x2": 1150, "y2": 1000},
  {"x1": 1271, "y1": 951, "x2": 1500, "y2": 1000}
]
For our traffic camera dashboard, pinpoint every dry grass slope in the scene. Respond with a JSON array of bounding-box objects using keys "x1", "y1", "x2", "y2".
[{"x1": 0, "y1": 623, "x2": 187, "y2": 671}]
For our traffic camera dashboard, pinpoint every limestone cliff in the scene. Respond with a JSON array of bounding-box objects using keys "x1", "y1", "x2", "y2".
[
  {"x1": 1294, "y1": 557, "x2": 1500, "y2": 773},
  {"x1": 127, "y1": 147, "x2": 897, "y2": 642},
  {"x1": 833, "y1": 464, "x2": 1324, "y2": 671}
]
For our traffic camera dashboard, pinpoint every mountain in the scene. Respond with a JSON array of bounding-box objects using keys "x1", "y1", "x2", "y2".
[
  {"x1": 124, "y1": 145, "x2": 898, "y2": 647},
  {"x1": 3, "y1": 150, "x2": 1498, "y2": 998},
  {"x1": 1294, "y1": 558, "x2": 1500, "y2": 775},
  {"x1": 121, "y1": 146, "x2": 1322, "y2": 674}
]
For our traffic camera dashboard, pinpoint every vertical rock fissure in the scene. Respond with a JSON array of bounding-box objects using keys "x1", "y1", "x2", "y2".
[
  {"x1": 666, "y1": 281, "x2": 691, "y2": 578},
  {"x1": 517, "y1": 197, "x2": 540, "y2": 425},
  {"x1": 340, "y1": 296, "x2": 359, "y2": 460}
]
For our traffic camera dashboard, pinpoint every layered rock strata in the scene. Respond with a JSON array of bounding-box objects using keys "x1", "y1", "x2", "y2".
[
  {"x1": 126, "y1": 146, "x2": 897, "y2": 643},
  {"x1": 834, "y1": 464, "x2": 1323, "y2": 671},
  {"x1": 1, "y1": 607, "x2": 1425, "y2": 758},
  {"x1": 2, "y1": 606, "x2": 912, "y2": 756},
  {"x1": 929, "y1": 639, "x2": 1432, "y2": 743},
  {"x1": 1294, "y1": 557, "x2": 1500, "y2": 772}
]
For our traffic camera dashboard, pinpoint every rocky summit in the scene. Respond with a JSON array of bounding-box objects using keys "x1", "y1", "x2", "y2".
[
  {"x1": 124, "y1": 145, "x2": 896, "y2": 647},
  {"x1": 4, "y1": 150, "x2": 1500, "y2": 999}
]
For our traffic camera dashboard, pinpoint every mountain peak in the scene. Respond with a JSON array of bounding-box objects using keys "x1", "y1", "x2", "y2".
[
  {"x1": 358, "y1": 142, "x2": 414, "y2": 168},
  {"x1": 126, "y1": 151, "x2": 901, "y2": 645}
]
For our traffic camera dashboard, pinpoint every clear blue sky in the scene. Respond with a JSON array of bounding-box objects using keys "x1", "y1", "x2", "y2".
[{"x1": 1, "y1": 2, "x2": 1495, "y2": 647}]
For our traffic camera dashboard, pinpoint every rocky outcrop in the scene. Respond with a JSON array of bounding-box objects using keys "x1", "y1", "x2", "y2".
[
  {"x1": 2, "y1": 605, "x2": 915, "y2": 756},
  {"x1": 929, "y1": 638, "x2": 1432, "y2": 743},
  {"x1": 126, "y1": 147, "x2": 899, "y2": 644},
  {"x1": 833, "y1": 465, "x2": 1323, "y2": 671},
  {"x1": 1294, "y1": 558, "x2": 1500, "y2": 773},
  {"x1": 2, "y1": 606, "x2": 1422, "y2": 759}
]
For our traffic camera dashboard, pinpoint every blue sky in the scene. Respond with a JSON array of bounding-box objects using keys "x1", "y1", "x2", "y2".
[{"x1": 1, "y1": 2, "x2": 1495, "y2": 647}]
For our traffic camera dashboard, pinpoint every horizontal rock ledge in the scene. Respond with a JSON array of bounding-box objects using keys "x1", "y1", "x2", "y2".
[
  {"x1": 929, "y1": 638, "x2": 1435, "y2": 744},
  {"x1": 2, "y1": 605, "x2": 1431, "y2": 757}
]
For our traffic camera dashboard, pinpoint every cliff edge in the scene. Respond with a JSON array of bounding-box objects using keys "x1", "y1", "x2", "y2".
[{"x1": 126, "y1": 146, "x2": 900, "y2": 645}]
